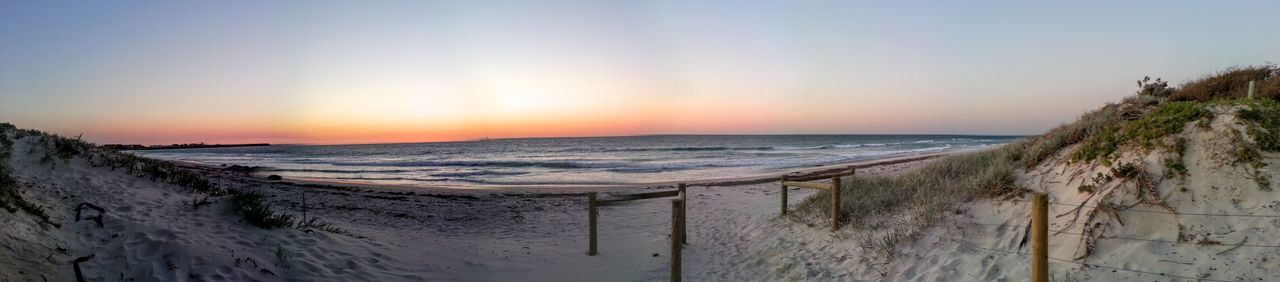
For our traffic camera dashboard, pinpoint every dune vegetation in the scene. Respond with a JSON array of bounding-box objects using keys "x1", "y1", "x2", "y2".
[
  {"x1": 0, "y1": 123, "x2": 340, "y2": 232},
  {"x1": 793, "y1": 64, "x2": 1280, "y2": 260}
]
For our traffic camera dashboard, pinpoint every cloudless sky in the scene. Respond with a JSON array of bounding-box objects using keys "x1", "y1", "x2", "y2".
[{"x1": 2, "y1": 1, "x2": 1278, "y2": 144}]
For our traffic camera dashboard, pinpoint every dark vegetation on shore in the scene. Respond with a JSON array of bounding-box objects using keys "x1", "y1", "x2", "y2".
[
  {"x1": 102, "y1": 143, "x2": 270, "y2": 151},
  {"x1": 793, "y1": 64, "x2": 1280, "y2": 260},
  {"x1": 0, "y1": 123, "x2": 57, "y2": 226},
  {"x1": 0, "y1": 123, "x2": 346, "y2": 234}
]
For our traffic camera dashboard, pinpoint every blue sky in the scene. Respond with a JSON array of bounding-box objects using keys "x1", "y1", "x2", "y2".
[{"x1": 1, "y1": 1, "x2": 1278, "y2": 144}]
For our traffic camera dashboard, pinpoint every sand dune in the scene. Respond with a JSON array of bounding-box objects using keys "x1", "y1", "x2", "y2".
[{"x1": 3, "y1": 101, "x2": 1278, "y2": 281}]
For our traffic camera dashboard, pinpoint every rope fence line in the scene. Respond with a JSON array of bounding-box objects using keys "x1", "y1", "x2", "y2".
[
  {"x1": 956, "y1": 221, "x2": 1280, "y2": 248},
  {"x1": 1009, "y1": 199, "x2": 1280, "y2": 218},
  {"x1": 950, "y1": 238, "x2": 1235, "y2": 282}
]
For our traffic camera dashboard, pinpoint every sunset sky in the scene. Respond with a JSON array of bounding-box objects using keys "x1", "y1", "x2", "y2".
[{"x1": 2, "y1": 1, "x2": 1278, "y2": 145}]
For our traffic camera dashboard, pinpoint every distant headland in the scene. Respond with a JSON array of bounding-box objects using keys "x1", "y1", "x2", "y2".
[{"x1": 102, "y1": 143, "x2": 270, "y2": 151}]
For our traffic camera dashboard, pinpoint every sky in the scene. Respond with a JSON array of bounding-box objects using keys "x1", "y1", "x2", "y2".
[{"x1": 1, "y1": 1, "x2": 1278, "y2": 145}]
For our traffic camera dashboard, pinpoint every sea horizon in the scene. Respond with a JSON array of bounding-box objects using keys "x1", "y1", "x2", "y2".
[{"x1": 134, "y1": 134, "x2": 1022, "y2": 188}]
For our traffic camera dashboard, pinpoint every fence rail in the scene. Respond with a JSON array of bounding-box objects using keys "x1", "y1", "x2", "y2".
[
  {"x1": 586, "y1": 184, "x2": 689, "y2": 281},
  {"x1": 779, "y1": 166, "x2": 853, "y2": 231},
  {"x1": 576, "y1": 166, "x2": 1273, "y2": 280}
]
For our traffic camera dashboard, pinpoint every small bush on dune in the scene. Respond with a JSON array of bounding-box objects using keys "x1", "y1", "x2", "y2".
[
  {"x1": 1172, "y1": 65, "x2": 1279, "y2": 101},
  {"x1": 1237, "y1": 99, "x2": 1280, "y2": 152},
  {"x1": 0, "y1": 128, "x2": 57, "y2": 225},
  {"x1": 791, "y1": 64, "x2": 1280, "y2": 260},
  {"x1": 298, "y1": 217, "x2": 349, "y2": 235},
  {"x1": 1038, "y1": 105, "x2": 1124, "y2": 166},
  {"x1": 1136, "y1": 76, "x2": 1174, "y2": 98},
  {"x1": 232, "y1": 190, "x2": 295, "y2": 229}
]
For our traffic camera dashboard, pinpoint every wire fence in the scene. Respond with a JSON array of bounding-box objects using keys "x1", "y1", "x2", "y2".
[
  {"x1": 951, "y1": 196, "x2": 1280, "y2": 282},
  {"x1": 1011, "y1": 199, "x2": 1280, "y2": 218},
  {"x1": 507, "y1": 190, "x2": 1275, "y2": 280},
  {"x1": 950, "y1": 237, "x2": 1234, "y2": 282},
  {"x1": 957, "y1": 221, "x2": 1280, "y2": 248}
]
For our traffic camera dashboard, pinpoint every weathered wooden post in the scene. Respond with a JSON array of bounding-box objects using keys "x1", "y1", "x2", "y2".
[
  {"x1": 588, "y1": 192, "x2": 598, "y2": 256},
  {"x1": 671, "y1": 198, "x2": 684, "y2": 282},
  {"x1": 301, "y1": 187, "x2": 307, "y2": 226},
  {"x1": 780, "y1": 175, "x2": 788, "y2": 215},
  {"x1": 1031, "y1": 193, "x2": 1048, "y2": 282},
  {"x1": 1248, "y1": 80, "x2": 1257, "y2": 100},
  {"x1": 678, "y1": 183, "x2": 688, "y2": 244},
  {"x1": 831, "y1": 175, "x2": 842, "y2": 232}
]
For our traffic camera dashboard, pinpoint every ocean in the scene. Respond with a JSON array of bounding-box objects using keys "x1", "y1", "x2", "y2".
[{"x1": 133, "y1": 135, "x2": 1021, "y2": 187}]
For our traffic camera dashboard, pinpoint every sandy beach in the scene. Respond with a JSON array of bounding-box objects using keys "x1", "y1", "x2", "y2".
[
  {"x1": 4, "y1": 3, "x2": 1279, "y2": 279},
  {"x1": 0, "y1": 132, "x2": 943, "y2": 281}
]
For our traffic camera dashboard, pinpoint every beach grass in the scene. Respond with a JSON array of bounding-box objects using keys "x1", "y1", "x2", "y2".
[
  {"x1": 232, "y1": 190, "x2": 296, "y2": 229},
  {"x1": 792, "y1": 145, "x2": 1026, "y2": 258},
  {"x1": 792, "y1": 64, "x2": 1280, "y2": 259},
  {"x1": 0, "y1": 125, "x2": 57, "y2": 225}
]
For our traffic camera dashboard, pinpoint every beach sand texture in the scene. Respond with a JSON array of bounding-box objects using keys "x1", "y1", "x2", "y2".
[{"x1": 3, "y1": 103, "x2": 1279, "y2": 281}]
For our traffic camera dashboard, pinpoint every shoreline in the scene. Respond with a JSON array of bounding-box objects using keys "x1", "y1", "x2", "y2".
[{"x1": 253, "y1": 150, "x2": 960, "y2": 193}]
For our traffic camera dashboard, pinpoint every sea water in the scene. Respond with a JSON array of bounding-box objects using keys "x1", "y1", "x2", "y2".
[{"x1": 134, "y1": 135, "x2": 1020, "y2": 187}]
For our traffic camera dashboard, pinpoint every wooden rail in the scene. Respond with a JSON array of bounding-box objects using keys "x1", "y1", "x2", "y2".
[
  {"x1": 587, "y1": 185, "x2": 689, "y2": 281},
  {"x1": 595, "y1": 190, "x2": 681, "y2": 205},
  {"x1": 786, "y1": 168, "x2": 858, "y2": 182},
  {"x1": 588, "y1": 186, "x2": 688, "y2": 255},
  {"x1": 780, "y1": 167, "x2": 854, "y2": 232},
  {"x1": 781, "y1": 181, "x2": 833, "y2": 190}
]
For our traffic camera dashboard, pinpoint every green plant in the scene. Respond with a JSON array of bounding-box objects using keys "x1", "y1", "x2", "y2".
[
  {"x1": 298, "y1": 217, "x2": 349, "y2": 235},
  {"x1": 1164, "y1": 137, "x2": 1189, "y2": 179},
  {"x1": 1237, "y1": 99, "x2": 1280, "y2": 152},
  {"x1": 792, "y1": 145, "x2": 1027, "y2": 258},
  {"x1": 1229, "y1": 130, "x2": 1265, "y2": 169},
  {"x1": 1031, "y1": 105, "x2": 1124, "y2": 167},
  {"x1": 1073, "y1": 101, "x2": 1206, "y2": 162},
  {"x1": 1163, "y1": 157, "x2": 1187, "y2": 179},
  {"x1": 1257, "y1": 175, "x2": 1273, "y2": 192},
  {"x1": 232, "y1": 190, "x2": 295, "y2": 229},
  {"x1": 1078, "y1": 184, "x2": 1095, "y2": 194},
  {"x1": 1136, "y1": 76, "x2": 1174, "y2": 97}
]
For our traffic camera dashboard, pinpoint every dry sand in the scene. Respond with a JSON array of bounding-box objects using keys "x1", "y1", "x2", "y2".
[
  {"x1": 7, "y1": 103, "x2": 1276, "y2": 281},
  {"x1": 0, "y1": 131, "x2": 937, "y2": 281}
]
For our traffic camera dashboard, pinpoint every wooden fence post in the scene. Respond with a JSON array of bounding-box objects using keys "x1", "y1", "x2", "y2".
[
  {"x1": 1248, "y1": 80, "x2": 1256, "y2": 100},
  {"x1": 780, "y1": 175, "x2": 788, "y2": 215},
  {"x1": 588, "y1": 192, "x2": 598, "y2": 256},
  {"x1": 1031, "y1": 193, "x2": 1048, "y2": 282},
  {"x1": 830, "y1": 176, "x2": 842, "y2": 232},
  {"x1": 678, "y1": 183, "x2": 688, "y2": 244},
  {"x1": 671, "y1": 198, "x2": 684, "y2": 282}
]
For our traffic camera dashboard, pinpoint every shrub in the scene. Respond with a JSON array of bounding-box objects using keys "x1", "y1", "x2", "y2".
[
  {"x1": 232, "y1": 190, "x2": 295, "y2": 229},
  {"x1": 1073, "y1": 101, "x2": 1206, "y2": 162},
  {"x1": 298, "y1": 217, "x2": 349, "y2": 235},
  {"x1": 1237, "y1": 99, "x2": 1280, "y2": 152},
  {"x1": 1136, "y1": 76, "x2": 1174, "y2": 97},
  {"x1": 1023, "y1": 104, "x2": 1122, "y2": 168},
  {"x1": 1171, "y1": 65, "x2": 1278, "y2": 101}
]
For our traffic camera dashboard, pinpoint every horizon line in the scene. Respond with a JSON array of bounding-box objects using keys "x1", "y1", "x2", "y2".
[{"x1": 122, "y1": 133, "x2": 1033, "y2": 147}]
